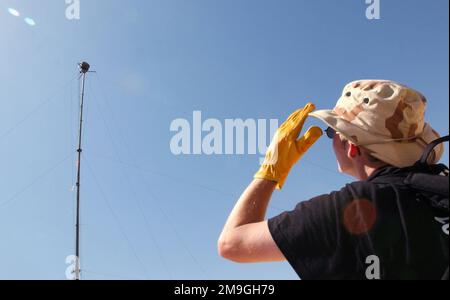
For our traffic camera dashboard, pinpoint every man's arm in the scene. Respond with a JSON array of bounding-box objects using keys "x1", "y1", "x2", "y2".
[
  {"x1": 218, "y1": 179, "x2": 286, "y2": 263},
  {"x1": 218, "y1": 104, "x2": 322, "y2": 263}
]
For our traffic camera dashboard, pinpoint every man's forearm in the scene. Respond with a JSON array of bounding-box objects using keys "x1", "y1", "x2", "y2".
[{"x1": 220, "y1": 179, "x2": 276, "y2": 236}]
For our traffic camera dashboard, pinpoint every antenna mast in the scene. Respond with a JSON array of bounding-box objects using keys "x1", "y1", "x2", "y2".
[{"x1": 75, "y1": 61, "x2": 90, "y2": 280}]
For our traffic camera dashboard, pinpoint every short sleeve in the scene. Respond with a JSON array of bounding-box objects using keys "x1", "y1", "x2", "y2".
[{"x1": 268, "y1": 188, "x2": 356, "y2": 280}]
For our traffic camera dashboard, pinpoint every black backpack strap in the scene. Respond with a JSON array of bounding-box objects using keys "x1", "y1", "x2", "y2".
[{"x1": 418, "y1": 135, "x2": 450, "y2": 166}]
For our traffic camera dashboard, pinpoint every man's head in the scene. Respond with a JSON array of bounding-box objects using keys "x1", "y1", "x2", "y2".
[{"x1": 310, "y1": 80, "x2": 444, "y2": 178}]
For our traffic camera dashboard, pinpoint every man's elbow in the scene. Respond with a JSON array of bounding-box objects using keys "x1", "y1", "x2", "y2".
[{"x1": 217, "y1": 237, "x2": 247, "y2": 263}]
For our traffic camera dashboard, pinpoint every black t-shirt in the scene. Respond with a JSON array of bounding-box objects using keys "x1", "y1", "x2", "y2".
[{"x1": 268, "y1": 166, "x2": 449, "y2": 280}]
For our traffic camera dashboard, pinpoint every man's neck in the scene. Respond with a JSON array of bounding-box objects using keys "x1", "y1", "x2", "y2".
[{"x1": 355, "y1": 164, "x2": 388, "y2": 181}]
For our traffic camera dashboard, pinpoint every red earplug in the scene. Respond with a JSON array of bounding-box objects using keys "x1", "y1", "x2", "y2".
[{"x1": 350, "y1": 145, "x2": 361, "y2": 158}]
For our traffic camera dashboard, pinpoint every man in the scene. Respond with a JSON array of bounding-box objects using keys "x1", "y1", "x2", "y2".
[{"x1": 218, "y1": 80, "x2": 448, "y2": 280}]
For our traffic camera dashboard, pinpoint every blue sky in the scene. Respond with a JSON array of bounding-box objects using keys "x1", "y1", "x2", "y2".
[{"x1": 0, "y1": 0, "x2": 448, "y2": 280}]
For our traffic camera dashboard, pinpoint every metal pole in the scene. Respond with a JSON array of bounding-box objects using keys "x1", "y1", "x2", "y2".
[{"x1": 75, "y1": 62, "x2": 90, "y2": 280}]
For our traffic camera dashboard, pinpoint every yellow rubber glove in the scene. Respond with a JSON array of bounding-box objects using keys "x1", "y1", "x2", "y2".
[{"x1": 254, "y1": 103, "x2": 323, "y2": 189}]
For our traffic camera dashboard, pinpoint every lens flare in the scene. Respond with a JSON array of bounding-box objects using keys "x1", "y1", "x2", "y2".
[
  {"x1": 24, "y1": 17, "x2": 36, "y2": 26},
  {"x1": 343, "y1": 199, "x2": 377, "y2": 235},
  {"x1": 7, "y1": 8, "x2": 20, "y2": 17}
]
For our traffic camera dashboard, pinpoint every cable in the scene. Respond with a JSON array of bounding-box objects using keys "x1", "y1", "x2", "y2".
[
  {"x1": 0, "y1": 153, "x2": 72, "y2": 208},
  {"x1": 302, "y1": 158, "x2": 342, "y2": 176},
  {"x1": 92, "y1": 74, "x2": 209, "y2": 278},
  {"x1": 139, "y1": 171, "x2": 210, "y2": 278},
  {"x1": 83, "y1": 156, "x2": 151, "y2": 279},
  {"x1": 85, "y1": 152, "x2": 289, "y2": 214},
  {"x1": 0, "y1": 75, "x2": 78, "y2": 142},
  {"x1": 87, "y1": 151, "x2": 237, "y2": 198},
  {"x1": 87, "y1": 79, "x2": 174, "y2": 279}
]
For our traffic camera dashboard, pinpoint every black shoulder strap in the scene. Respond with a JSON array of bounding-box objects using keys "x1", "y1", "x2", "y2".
[{"x1": 418, "y1": 135, "x2": 450, "y2": 166}]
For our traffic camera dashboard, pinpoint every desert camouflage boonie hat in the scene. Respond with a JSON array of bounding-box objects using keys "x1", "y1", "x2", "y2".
[{"x1": 309, "y1": 80, "x2": 444, "y2": 167}]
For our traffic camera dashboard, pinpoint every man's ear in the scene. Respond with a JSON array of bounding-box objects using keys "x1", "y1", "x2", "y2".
[{"x1": 347, "y1": 143, "x2": 361, "y2": 158}]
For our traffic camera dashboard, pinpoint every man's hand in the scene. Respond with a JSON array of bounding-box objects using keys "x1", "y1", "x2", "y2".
[{"x1": 254, "y1": 103, "x2": 323, "y2": 189}]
